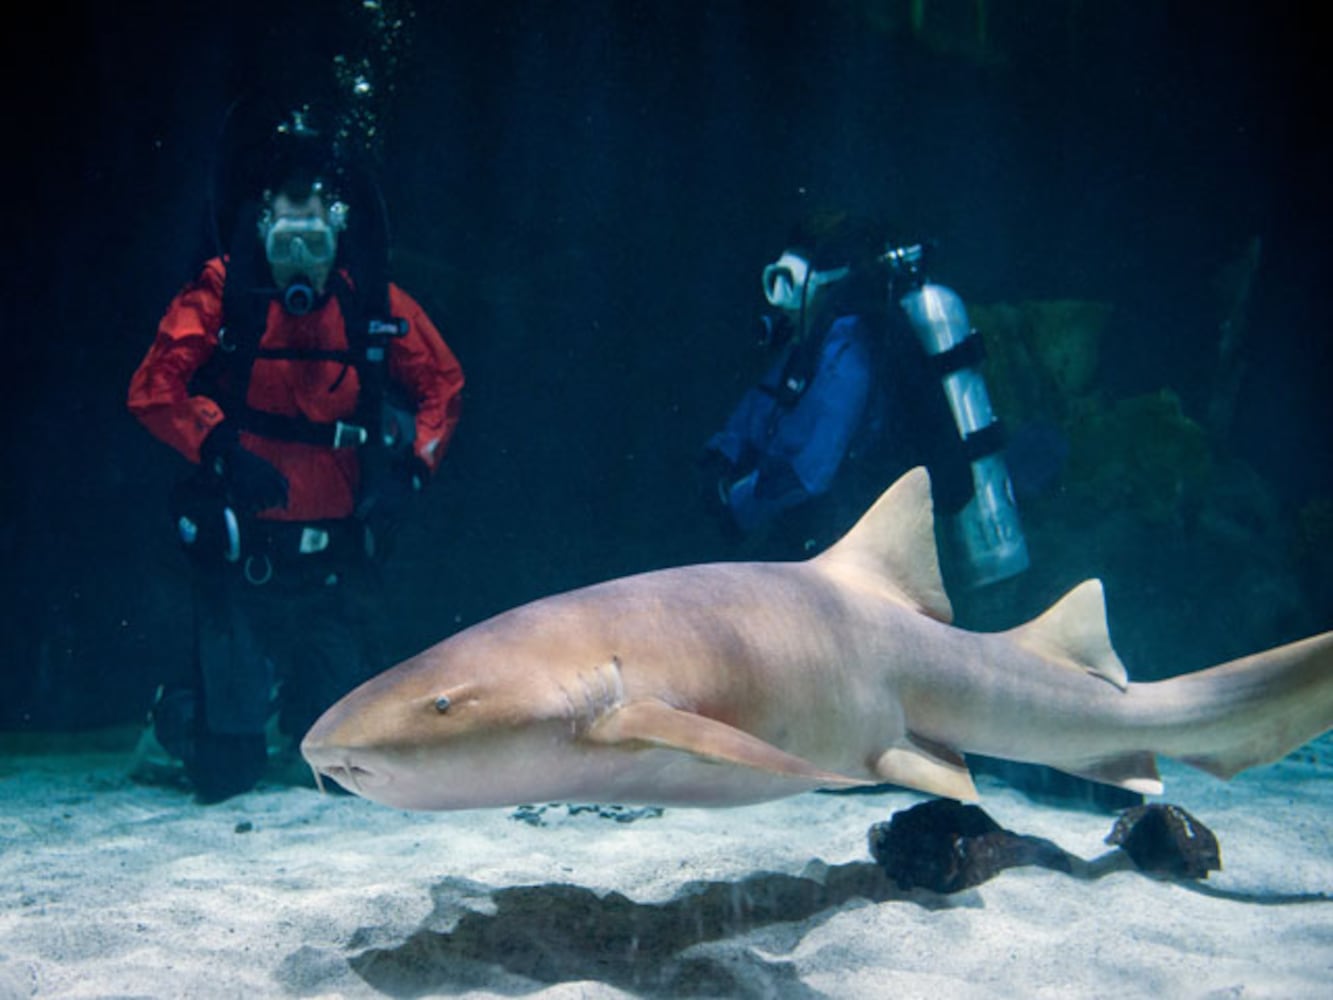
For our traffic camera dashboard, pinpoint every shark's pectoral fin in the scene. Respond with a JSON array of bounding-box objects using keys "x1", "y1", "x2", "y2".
[
  {"x1": 873, "y1": 736, "x2": 979, "y2": 801},
  {"x1": 584, "y1": 700, "x2": 872, "y2": 790}
]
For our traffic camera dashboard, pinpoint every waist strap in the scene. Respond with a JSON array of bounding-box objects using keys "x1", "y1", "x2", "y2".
[
  {"x1": 247, "y1": 518, "x2": 366, "y2": 560},
  {"x1": 237, "y1": 410, "x2": 368, "y2": 448}
]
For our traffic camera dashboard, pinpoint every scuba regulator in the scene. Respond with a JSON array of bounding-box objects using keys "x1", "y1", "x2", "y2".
[{"x1": 883, "y1": 242, "x2": 1030, "y2": 587}]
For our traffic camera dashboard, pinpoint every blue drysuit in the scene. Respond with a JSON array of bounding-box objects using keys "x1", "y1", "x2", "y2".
[{"x1": 705, "y1": 315, "x2": 878, "y2": 533}]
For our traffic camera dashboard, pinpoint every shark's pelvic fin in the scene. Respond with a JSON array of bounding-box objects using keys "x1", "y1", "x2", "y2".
[
  {"x1": 584, "y1": 699, "x2": 872, "y2": 790},
  {"x1": 1010, "y1": 579, "x2": 1130, "y2": 690},
  {"x1": 813, "y1": 466, "x2": 954, "y2": 623},
  {"x1": 873, "y1": 736, "x2": 979, "y2": 801}
]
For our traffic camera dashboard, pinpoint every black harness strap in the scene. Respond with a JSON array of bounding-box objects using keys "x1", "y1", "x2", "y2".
[
  {"x1": 756, "y1": 324, "x2": 829, "y2": 409},
  {"x1": 205, "y1": 201, "x2": 270, "y2": 423},
  {"x1": 920, "y1": 333, "x2": 1005, "y2": 460},
  {"x1": 925, "y1": 332, "x2": 987, "y2": 379},
  {"x1": 961, "y1": 420, "x2": 1007, "y2": 462}
]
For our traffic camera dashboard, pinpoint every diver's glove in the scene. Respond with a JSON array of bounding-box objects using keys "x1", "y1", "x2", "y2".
[
  {"x1": 356, "y1": 454, "x2": 429, "y2": 563},
  {"x1": 200, "y1": 421, "x2": 289, "y2": 515},
  {"x1": 696, "y1": 449, "x2": 744, "y2": 540},
  {"x1": 357, "y1": 454, "x2": 429, "y2": 521}
]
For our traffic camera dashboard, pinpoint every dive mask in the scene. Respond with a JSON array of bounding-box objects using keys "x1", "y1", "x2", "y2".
[
  {"x1": 259, "y1": 200, "x2": 348, "y2": 268},
  {"x1": 761, "y1": 250, "x2": 850, "y2": 311}
]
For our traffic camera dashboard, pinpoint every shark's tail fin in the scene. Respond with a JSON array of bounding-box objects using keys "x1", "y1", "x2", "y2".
[
  {"x1": 1006, "y1": 581, "x2": 1331, "y2": 794},
  {"x1": 1141, "y1": 631, "x2": 1333, "y2": 780}
]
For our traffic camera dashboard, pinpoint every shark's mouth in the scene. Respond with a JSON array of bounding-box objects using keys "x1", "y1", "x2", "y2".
[{"x1": 312, "y1": 761, "x2": 385, "y2": 795}]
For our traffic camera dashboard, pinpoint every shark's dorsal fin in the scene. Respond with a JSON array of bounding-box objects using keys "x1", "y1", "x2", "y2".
[
  {"x1": 1010, "y1": 579, "x2": 1130, "y2": 690},
  {"x1": 812, "y1": 467, "x2": 953, "y2": 623}
]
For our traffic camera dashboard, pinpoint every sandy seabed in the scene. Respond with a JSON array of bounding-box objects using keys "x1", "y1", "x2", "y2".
[{"x1": 1, "y1": 731, "x2": 1330, "y2": 1000}]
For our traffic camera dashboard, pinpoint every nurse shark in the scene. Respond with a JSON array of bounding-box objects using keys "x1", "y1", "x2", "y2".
[{"x1": 302, "y1": 468, "x2": 1333, "y2": 810}]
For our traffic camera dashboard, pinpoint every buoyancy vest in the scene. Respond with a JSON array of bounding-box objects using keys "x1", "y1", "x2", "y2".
[{"x1": 193, "y1": 200, "x2": 409, "y2": 495}]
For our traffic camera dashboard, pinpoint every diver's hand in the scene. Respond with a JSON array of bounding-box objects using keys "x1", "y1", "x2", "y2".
[
  {"x1": 200, "y1": 421, "x2": 289, "y2": 514},
  {"x1": 697, "y1": 449, "x2": 744, "y2": 540},
  {"x1": 358, "y1": 454, "x2": 429, "y2": 522}
]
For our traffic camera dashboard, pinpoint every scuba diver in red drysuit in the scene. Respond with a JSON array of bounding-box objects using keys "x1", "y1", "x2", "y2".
[{"x1": 128, "y1": 104, "x2": 464, "y2": 802}]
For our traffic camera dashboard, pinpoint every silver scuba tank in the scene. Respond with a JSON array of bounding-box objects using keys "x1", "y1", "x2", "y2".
[{"x1": 898, "y1": 282, "x2": 1029, "y2": 587}]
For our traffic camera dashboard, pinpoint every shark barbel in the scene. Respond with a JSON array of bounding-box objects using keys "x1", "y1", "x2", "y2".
[{"x1": 302, "y1": 468, "x2": 1333, "y2": 810}]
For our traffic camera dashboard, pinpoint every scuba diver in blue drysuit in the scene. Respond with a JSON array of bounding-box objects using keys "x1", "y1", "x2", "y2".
[{"x1": 702, "y1": 216, "x2": 1029, "y2": 589}]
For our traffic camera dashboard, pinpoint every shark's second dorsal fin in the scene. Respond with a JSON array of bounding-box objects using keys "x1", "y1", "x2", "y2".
[
  {"x1": 813, "y1": 467, "x2": 953, "y2": 624},
  {"x1": 1010, "y1": 579, "x2": 1130, "y2": 690}
]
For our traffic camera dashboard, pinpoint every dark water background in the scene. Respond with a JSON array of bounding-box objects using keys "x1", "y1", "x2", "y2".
[{"x1": 2, "y1": 0, "x2": 1329, "y2": 732}]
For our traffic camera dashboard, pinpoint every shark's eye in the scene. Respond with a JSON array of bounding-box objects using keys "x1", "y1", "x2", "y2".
[{"x1": 434, "y1": 696, "x2": 452, "y2": 713}]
